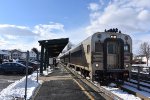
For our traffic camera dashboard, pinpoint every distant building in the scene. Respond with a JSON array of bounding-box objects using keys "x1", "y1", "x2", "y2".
[
  {"x1": 0, "y1": 49, "x2": 40, "y2": 62},
  {"x1": 0, "y1": 50, "x2": 11, "y2": 60},
  {"x1": 21, "y1": 52, "x2": 27, "y2": 60},
  {"x1": 11, "y1": 49, "x2": 22, "y2": 60},
  {"x1": 133, "y1": 55, "x2": 147, "y2": 64},
  {"x1": 0, "y1": 50, "x2": 6, "y2": 59},
  {"x1": 29, "y1": 51, "x2": 37, "y2": 61}
]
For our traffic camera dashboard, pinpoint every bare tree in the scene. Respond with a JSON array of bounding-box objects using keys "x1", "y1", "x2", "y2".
[
  {"x1": 140, "y1": 42, "x2": 150, "y2": 66},
  {"x1": 32, "y1": 47, "x2": 39, "y2": 61}
]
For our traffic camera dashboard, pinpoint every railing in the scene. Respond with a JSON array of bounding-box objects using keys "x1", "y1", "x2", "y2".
[{"x1": 131, "y1": 65, "x2": 150, "y2": 90}]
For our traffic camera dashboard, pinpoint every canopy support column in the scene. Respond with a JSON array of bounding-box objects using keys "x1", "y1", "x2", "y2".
[{"x1": 40, "y1": 45, "x2": 44, "y2": 74}]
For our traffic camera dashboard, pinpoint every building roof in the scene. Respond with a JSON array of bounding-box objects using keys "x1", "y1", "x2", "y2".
[{"x1": 0, "y1": 50, "x2": 7, "y2": 55}]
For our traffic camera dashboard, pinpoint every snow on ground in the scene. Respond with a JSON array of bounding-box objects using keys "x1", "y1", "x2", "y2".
[
  {"x1": 102, "y1": 83, "x2": 141, "y2": 100},
  {"x1": 132, "y1": 64, "x2": 150, "y2": 67},
  {"x1": 86, "y1": 77, "x2": 90, "y2": 80},
  {"x1": 0, "y1": 72, "x2": 39, "y2": 100},
  {"x1": 0, "y1": 68, "x2": 53, "y2": 100},
  {"x1": 131, "y1": 70, "x2": 149, "y2": 74},
  {"x1": 43, "y1": 68, "x2": 53, "y2": 76}
]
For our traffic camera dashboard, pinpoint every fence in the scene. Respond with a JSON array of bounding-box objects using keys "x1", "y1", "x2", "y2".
[{"x1": 131, "y1": 65, "x2": 150, "y2": 90}]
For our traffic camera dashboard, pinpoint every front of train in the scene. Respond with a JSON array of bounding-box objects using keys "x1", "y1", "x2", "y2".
[{"x1": 92, "y1": 29, "x2": 132, "y2": 84}]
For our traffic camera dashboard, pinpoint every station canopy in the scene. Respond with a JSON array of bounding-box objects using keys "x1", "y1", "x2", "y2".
[{"x1": 38, "y1": 38, "x2": 69, "y2": 57}]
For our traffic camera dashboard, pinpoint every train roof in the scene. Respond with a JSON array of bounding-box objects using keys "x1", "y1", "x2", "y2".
[{"x1": 59, "y1": 31, "x2": 131, "y2": 57}]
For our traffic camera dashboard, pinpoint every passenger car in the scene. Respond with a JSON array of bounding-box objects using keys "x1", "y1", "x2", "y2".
[
  {"x1": 0, "y1": 62, "x2": 33, "y2": 74},
  {"x1": 60, "y1": 29, "x2": 132, "y2": 82}
]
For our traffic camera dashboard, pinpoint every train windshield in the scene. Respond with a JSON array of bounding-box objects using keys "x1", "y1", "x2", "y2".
[
  {"x1": 107, "y1": 41, "x2": 121, "y2": 69},
  {"x1": 108, "y1": 43, "x2": 116, "y2": 54}
]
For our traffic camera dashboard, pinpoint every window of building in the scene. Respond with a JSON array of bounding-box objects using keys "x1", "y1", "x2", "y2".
[{"x1": 87, "y1": 45, "x2": 90, "y2": 53}]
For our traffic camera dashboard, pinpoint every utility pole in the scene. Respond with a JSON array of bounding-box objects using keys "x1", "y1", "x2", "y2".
[{"x1": 24, "y1": 50, "x2": 29, "y2": 100}]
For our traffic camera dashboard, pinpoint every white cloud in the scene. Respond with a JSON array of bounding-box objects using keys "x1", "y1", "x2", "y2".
[
  {"x1": 4, "y1": 35, "x2": 17, "y2": 40},
  {"x1": 0, "y1": 24, "x2": 35, "y2": 36},
  {"x1": 87, "y1": 0, "x2": 150, "y2": 33},
  {"x1": 33, "y1": 22, "x2": 65, "y2": 39},
  {"x1": 87, "y1": 0, "x2": 150, "y2": 53},
  {"x1": 0, "y1": 24, "x2": 29, "y2": 29},
  {"x1": 0, "y1": 22, "x2": 87, "y2": 51},
  {"x1": 32, "y1": 23, "x2": 88, "y2": 49},
  {"x1": 88, "y1": 0, "x2": 105, "y2": 12},
  {"x1": 138, "y1": 10, "x2": 150, "y2": 21},
  {"x1": 0, "y1": 22, "x2": 67, "y2": 51},
  {"x1": 123, "y1": 0, "x2": 150, "y2": 9},
  {"x1": 65, "y1": 27, "x2": 88, "y2": 44},
  {"x1": 88, "y1": 3, "x2": 100, "y2": 11}
]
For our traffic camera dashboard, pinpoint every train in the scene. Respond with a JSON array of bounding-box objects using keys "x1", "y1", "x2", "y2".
[{"x1": 59, "y1": 28, "x2": 132, "y2": 83}]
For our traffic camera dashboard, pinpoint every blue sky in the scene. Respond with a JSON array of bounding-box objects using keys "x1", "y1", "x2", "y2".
[
  {"x1": 0, "y1": 0, "x2": 150, "y2": 54},
  {"x1": 0, "y1": 0, "x2": 92, "y2": 28}
]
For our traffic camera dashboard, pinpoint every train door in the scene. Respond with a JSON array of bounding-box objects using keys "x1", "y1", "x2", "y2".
[{"x1": 107, "y1": 41, "x2": 120, "y2": 69}]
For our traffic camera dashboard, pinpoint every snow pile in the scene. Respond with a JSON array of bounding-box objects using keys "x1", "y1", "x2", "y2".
[
  {"x1": 109, "y1": 83, "x2": 117, "y2": 87},
  {"x1": 43, "y1": 68, "x2": 53, "y2": 76},
  {"x1": 102, "y1": 86, "x2": 141, "y2": 100},
  {"x1": 86, "y1": 77, "x2": 90, "y2": 80},
  {"x1": 0, "y1": 72, "x2": 41, "y2": 100},
  {"x1": 0, "y1": 67, "x2": 54, "y2": 100},
  {"x1": 93, "y1": 81, "x2": 98, "y2": 86}
]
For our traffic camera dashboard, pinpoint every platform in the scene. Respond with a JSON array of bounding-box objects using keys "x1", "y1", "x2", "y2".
[{"x1": 33, "y1": 65, "x2": 91, "y2": 100}]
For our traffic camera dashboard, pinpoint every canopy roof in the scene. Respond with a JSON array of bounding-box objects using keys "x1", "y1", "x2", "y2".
[{"x1": 38, "y1": 38, "x2": 69, "y2": 57}]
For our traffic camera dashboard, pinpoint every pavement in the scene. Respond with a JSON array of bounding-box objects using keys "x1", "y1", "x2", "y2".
[
  {"x1": 0, "y1": 74, "x2": 23, "y2": 92},
  {"x1": 33, "y1": 65, "x2": 90, "y2": 100}
]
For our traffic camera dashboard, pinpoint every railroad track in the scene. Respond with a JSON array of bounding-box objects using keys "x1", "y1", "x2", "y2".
[
  {"x1": 131, "y1": 72, "x2": 150, "y2": 82},
  {"x1": 124, "y1": 80, "x2": 150, "y2": 93},
  {"x1": 61, "y1": 63, "x2": 123, "y2": 100},
  {"x1": 119, "y1": 80, "x2": 150, "y2": 100},
  {"x1": 61, "y1": 63, "x2": 150, "y2": 100},
  {"x1": 127, "y1": 73, "x2": 150, "y2": 93}
]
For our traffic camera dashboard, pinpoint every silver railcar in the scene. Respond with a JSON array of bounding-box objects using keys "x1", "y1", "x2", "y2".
[{"x1": 60, "y1": 29, "x2": 132, "y2": 83}]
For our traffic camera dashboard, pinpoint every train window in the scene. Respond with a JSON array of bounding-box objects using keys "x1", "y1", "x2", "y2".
[
  {"x1": 108, "y1": 44, "x2": 116, "y2": 54},
  {"x1": 124, "y1": 44, "x2": 130, "y2": 52},
  {"x1": 87, "y1": 45, "x2": 90, "y2": 53},
  {"x1": 95, "y1": 42, "x2": 102, "y2": 52}
]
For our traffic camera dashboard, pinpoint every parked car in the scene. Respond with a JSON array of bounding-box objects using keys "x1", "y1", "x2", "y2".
[
  {"x1": 17, "y1": 60, "x2": 39, "y2": 71},
  {"x1": 0, "y1": 62, "x2": 33, "y2": 74}
]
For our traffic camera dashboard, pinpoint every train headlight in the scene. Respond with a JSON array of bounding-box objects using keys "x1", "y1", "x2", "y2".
[
  {"x1": 95, "y1": 64, "x2": 99, "y2": 67},
  {"x1": 124, "y1": 73, "x2": 129, "y2": 76},
  {"x1": 125, "y1": 64, "x2": 129, "y2": 68}
]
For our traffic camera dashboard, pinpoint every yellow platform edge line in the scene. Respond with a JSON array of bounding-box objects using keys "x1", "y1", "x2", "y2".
[{"x1": 73, "y1": 79, "x2": 95, "y2": 100}]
